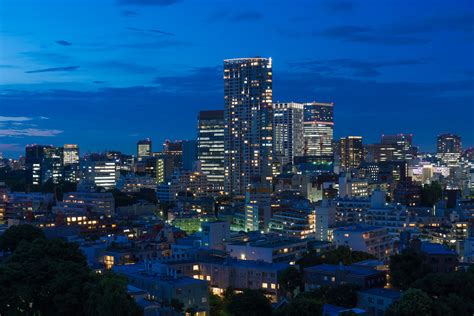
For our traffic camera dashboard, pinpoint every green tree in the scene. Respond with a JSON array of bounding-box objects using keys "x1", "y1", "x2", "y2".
[
  {"x1": 421, "y1": 181, "x2": 443, "y2": 207},
  {"x1": 297, "y1": 246, "x2": 375, "y2": 269},
  {"x1": 224, "y1": 289, "x2": 272, "y2": 316},
  {"x1": 386, "y1": 288, "x2": 432, "y2": 316},
  {"x1": 0, "y1": 224, "x2": 45, "y2": 252},
  {"x1": 0, "y1": 238, "x2": 141, "y2": 316},
  {"x1": 85, "y1": 272, "x2": 142, "y2": 316},
  {"x1": 389, "y1": 249, "x2": 431, "y2": 289},
  {"x1": 274, "y1": 296, "x2": 323, "y2": 316},
  {"x1": 278, "y1": 266, "x2": 303, "y2": 298},
  {"x1": 410, "y1": 271, "x2": 474, "y2": 315},
  {"x1": 209, "y1": 293, "x2": 224, "y2": 316}
]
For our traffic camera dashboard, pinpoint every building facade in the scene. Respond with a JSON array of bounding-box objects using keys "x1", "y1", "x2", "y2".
[{"x1": 224, "y1": 57, "x2": 273, "y2": 196}]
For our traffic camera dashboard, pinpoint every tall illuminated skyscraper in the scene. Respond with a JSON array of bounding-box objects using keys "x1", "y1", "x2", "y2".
[
  {"x1": 198, "y1": 110, "x2": 225, "y2": 191},
  {"x1": 303, "y1": 102, "x2": 334, "y2": 159},
  {"x1": 273, "y1": 102, "x2": 304, "y2": 166},
  {"x1": 339, "y1": 136, "x2": 363, "y2": 170},
  {"x1": 224, "y1": 57, "x2": 273, "y2": 196}
]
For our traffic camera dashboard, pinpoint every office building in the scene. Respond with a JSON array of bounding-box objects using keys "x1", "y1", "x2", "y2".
[
  {"x1": 303, "y1": 101, "x2": 334, "y2": 159},
  {"x1": 25, "y1": 145, "x2": 64, "y2": 185},
  {"x1": 272, "y1": 102, "x2": 304, "y2": 166},
  {"x1": 182, "y1": 140, "x2": 197, "y2": 171},
  {"x1": 137, "y1": 139, "x2": 152, "y2": 161},
  {"x1": 201, "y1": 221, "x2": 230, "y2": 251},
  {"x1": 61, "y1": 191, "x2": 115, "y2": 217},
  {"x1": 368, "y1": 134, "x2": 416, "y2": 162},
  {"x1": 81, "y1": 160, "x2": 118, "y2": 190},
  {"x1": 437, "y1": 133, "x2": 462, "y2": 165},
  {"x1": 197, "y1": 110, "x2": 225, "y2": 191},
  {"x1": 224, "y1": 57, "x2": 273, "y2": 196},
  {"x1": 63, "y1": 144, "x2": 79, "y2": 165},
  {"x1": 315, "y1": 200, "x2": 336, "y2": 241},
  {"x1": 339, "y1": 136, "x2": 363, "y2": 170}
]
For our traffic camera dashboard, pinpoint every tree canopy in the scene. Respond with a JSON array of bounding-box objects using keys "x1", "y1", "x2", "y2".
[
  {"x1": 296, "y1": 246, "x2": 376, "y2": 269},
  {"x1": 0, "y1": 229, "x2": 141, "y2": 316},
  {"x1": 389, "y1": 249, "x2": 432, "y2": 290},
  {"x1": 0, "y1": 224, "x2": 45, "y2": 252}
]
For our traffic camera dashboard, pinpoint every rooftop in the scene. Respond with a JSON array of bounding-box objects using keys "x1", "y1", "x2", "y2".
[
  {"x1": 421, "y1": 242, "x2": 457, "y2": 255},
  {"x1": 304, "y1": 264, "x2": 383, "y2": 277},
  {"x1": 334, "y1": 225, "x2": 384, "y2": 233}
]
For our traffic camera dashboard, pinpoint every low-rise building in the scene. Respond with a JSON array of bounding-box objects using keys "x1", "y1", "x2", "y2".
[
  {"x1": 357, "y1": 288, "x2": 402, "y2": 316},
  {"x1": 303, "y1": 263, "x2": 386, "y2": 291},
  {"x1": 333, "y1": 225, "x2": 392, "y2": 260},
  {"x1": 113, "y1": 263, "x2": 209, "y2": 315}
]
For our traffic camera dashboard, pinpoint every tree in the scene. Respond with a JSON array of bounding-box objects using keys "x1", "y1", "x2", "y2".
[
  {"x1": 0, "y1": 238, "x2": 141, "y2": 316},
  {"x1": 297, "y1": 246, "x2": 376, "y2": 269},
  {"x1": 85, "y1": 272, "x2": 142, "y2": 316},
  {"x1": 278, "y1": 267, "x2": 303, "y2": 298},
  {"x1": 421, "y1": 181, "x2": 443, "y2": 207},
  {"x1": 386, "y1": 289, "x2": 432, "y2": 316},
  {"x1": 274, "y1": 296, "x2": 323, "y2": 316},
  {"x1": 389, "y1": 249, "x2": 431, "y2": 289},
  {"x1": 410, "y1": 271, "x2": 474, "y2": 315},
  {"x1": 224, "y1": 289, "x2": 272, "y2": 316},
  {"x1": 170, "y1": 298, "x2": 184, "y2": 313},
  {"x1": 209, "y1": 293, "x2": 224, "y2": 316},
  {"x1": 0, "y1": 224, "x2": 45, "y2": 252},
  {"x1": 326, "y1": 284, "x2": 360, "y2": 308}
]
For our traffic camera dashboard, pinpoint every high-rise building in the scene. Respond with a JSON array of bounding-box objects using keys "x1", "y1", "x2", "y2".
[
  {"x1": 182, "y1": 140, "x2": 197, "y2": 171},
  {"x1": 379, "y1": 134, "x2": 416, "y2": 162},
  {"x1": 437, "y1": 134, "x2": 462, "y2": 153},
  {"x1": 303, "y1": 102, "x2": 334, "y2": 159},
  {"x1": 81, "y1": 160, "x2": 117, "y2": 190},
  {"x1": 437, "y1": 134, "x2": 462, "y2": 165},
  {"x1": 25, "y1": 145, "x2": 64, "y2": 185},
  {"x1": 137, "y1": 139, "x2": 152, "y2": 161},
  {"x1": 224, "y1": 57, "x2": 273, "y2": 196},
  {"x1": 197, "y1": 110, "x2": 225, "y2": 191},
  {"x1": 63, "y1": 144, "x2": 79, "y2": 165},
  {"x1": 273, "y1": 102, "x2": 304, "y2": 166},
  {"x1": 339, "y1": 136, "x2": 363, "y2": 170}
]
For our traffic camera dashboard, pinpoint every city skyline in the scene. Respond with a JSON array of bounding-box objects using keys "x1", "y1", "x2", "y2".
[{"x1": 1, "y1": 0, "x2": 473, "y2": 157}]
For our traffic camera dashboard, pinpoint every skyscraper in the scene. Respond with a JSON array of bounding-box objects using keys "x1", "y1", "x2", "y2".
[
  {"x1": 303, "y1": 102, "x2": 334, "y2": 159},
  {"x1": 437, "y1": 134, "x2": 462, "y2": 154},
  {"x1": 197, "y1": 110, "x2": 225, "y2": 191},
  {"x1": 379, "y1": 134, "x2": 416, "y2": 162},
  {"x1": 25, "y1": 145, "x2": 64, "y2": 185},
  {"x1": 273, "y1": 102, "x2": 304, "y2": 166},
  {"x1": 137, "y1": 139, "x2": 152, "y2": 161},
  {"x1": 63, "y1": 144, "x2": 79, "y2": 166},
  {"x1": 437, "y1": 134, "x2": 462, "y2": 165},
  {"x1": 339, "y1": 136, "x2": 363, "y2": 170},
  {"x1": 224, "y1": 57, "x2": 273, "y2": 196}
]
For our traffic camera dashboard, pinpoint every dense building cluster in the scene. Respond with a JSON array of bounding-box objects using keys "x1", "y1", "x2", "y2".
[{"x1": 1, "y1": 57, "x2": 473, "y2": 316}]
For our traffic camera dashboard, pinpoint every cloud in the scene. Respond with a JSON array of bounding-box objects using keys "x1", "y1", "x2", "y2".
[
  {"x1": 153, "y1": 66, "x2": 222, "y2": 92},
  {"x1": 0, "y1": 128, "x2": 63, "y2": 137},
  {"x1": 117, "y1": 0, "x2": 181, "y2": 6},
  {"x1": 56, "y1": 40, "x2": 72, "y2": 46},
  {"x1": 114, "y1": 39, "x2": 190, "y2": 50},
  {"x1": 91, "y1": 60, "x2": 156, "y2": 73},
  {"x1": 209, "y1": 10, "x2": 263, "y2": 22},
  {"x1": 320, "y1": 25, "x2": 428, "y2": 45},
  {"x1": 322, "y1": 0, "x2": 357, "y2": 13},
  {"x1": 0, "y1": 64, "x2": 16, "y2": 69},
  {"x1": 93, "y1": 81, "x2": 106, "y2": 84},
  {"x1": 319, "y1": 13, "x2": 474, "y2": 45},
  {"x1": 25, "y1": 66, "x2": 80, "y2": 74},
  {"x1": 126, "y1": 26, "x2": 174, "y2": 36},
  {"x1": 0, "y1": 116, "x2": 33, "y2": 122},
  {"x1": 121, "y1": 9, "x2": 139, "y2": 16},
  {"x1": 291, "y1": 58, "x2": 427, "y2": 77},
  {"x1": 0, "y1": 143, "x2": 23, "y2": 152}
]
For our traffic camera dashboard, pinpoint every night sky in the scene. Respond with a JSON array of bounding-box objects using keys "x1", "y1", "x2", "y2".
[{"x1": 1, "y1": 0, "x2": 473, "y2": 158}]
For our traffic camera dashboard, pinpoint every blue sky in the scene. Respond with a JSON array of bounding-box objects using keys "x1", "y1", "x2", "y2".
[{"x1": 0, "y1": 0, "x2": 473, "y2": 157}]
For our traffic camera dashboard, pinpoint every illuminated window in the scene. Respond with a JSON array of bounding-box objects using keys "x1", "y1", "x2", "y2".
[
  {"x1": 193, "y1": 265, "x2": 199, "y2": 271},
  {"x1": 262, "y1": 283, "x2": 268, "y2": 289}
]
